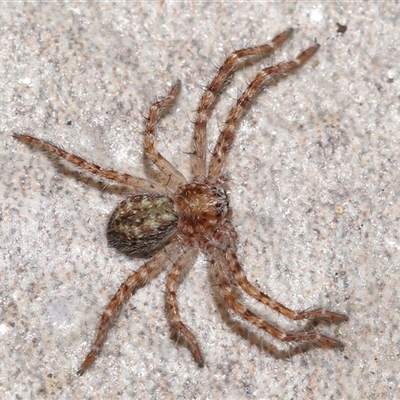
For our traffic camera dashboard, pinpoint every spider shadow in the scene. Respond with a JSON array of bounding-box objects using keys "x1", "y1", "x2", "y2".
[
  {"x1": 165, "y1": 255, "x2": 332, "y2": 364},
  {"x1": 142, "y1": 155, "x2": 173, "y2": 187},
  {"x1": 52, "y1": 160, "x2": 136, "y2": 198},
  {"x1": 206, "y1": 268, "x2": 332, "y2": 361}
]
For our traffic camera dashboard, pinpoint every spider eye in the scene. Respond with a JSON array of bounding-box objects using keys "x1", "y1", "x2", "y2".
[
  {"x1": 211, "y1": 188, "x2": 229, "y2": 216},
  {"x1": 107, "y1": 194, "x2": 178, "y2": 256},
  {"x1": 211, "y1": 187, "x2": 226, "y2": 198}
]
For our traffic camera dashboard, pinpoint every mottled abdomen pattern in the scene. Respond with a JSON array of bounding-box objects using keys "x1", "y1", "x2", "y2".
[{"x1": 107, "y1": 194, "x2": 178, "y2": 255}]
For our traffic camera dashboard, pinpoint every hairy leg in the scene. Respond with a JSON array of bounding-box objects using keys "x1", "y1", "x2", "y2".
[
  {"x1": 226, "y1": 249, "x2": 348, "y2": 324},
  {"x1": 78, "y1": 242, "x2": 180, "y2": 375},
  {"x1": 193, "y1": 29, "x2": 293, "y2": 176},
  {"x1": 213, "y1": 256, "x2": 345, "y2": 350},
  {"x1": 208, "y1": 42, "x2": 319, "y2": 176},
  {"x1": 165, "y1": 248, "x2": 204, "y2": 366},
  {"x1": 144, "y1": 82, "x2": 186, "y2": 188},
  {"x1": 14, "y1": 134, "x2": 166, "y2": 194}
]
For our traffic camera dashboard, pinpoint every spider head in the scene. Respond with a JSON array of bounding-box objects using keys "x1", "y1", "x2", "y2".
[{"x1": 174, "y1": 178, "x2": 231, "y2": 232}]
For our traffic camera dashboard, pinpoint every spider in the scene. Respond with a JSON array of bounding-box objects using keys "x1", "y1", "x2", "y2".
[{"x1": 14, "y1": 29, "x2": 348, "y2": 375}]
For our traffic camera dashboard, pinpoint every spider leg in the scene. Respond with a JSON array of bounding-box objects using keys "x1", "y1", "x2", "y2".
[
  {"x1": 144, "y1": 82, "x2": 186, "y2": 188},
  {"x1": 77, "y1": 242, "x2": 180, "y2": 376},
  {"x1": 14, "y1": 134, "x2": 166, "y2": 194},
  {"x1": 166, "y1": 248, "x2": 204, "y2": 366},
  {"x1": 192, "y1": 28, "x2": 293, "y2": 176},
  {"x1": 226, "y1": 249, "x2": 348, "y2": 324},
  {"x1": 208, "y1": 42, "x2": 319, "y2": 177},
  {"x1": 213, "y1": 256, "x2": 345, "y2": 350}
]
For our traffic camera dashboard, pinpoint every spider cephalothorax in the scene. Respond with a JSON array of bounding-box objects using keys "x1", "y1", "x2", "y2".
[
  {"x1": 175, "y1": 176, "x2": 230, "y2": 234},
  {"x1": 15, "y1": 29, "x2": 347, "y2": 375}
]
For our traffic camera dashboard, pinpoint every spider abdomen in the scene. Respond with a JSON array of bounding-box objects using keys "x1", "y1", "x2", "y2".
[{"x1": 107, "y1": 194, "x2": 178, "y2": 256}]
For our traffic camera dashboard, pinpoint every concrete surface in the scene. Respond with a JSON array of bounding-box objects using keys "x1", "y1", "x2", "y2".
[{"x1": 1, "y1": 2, "x2": 399, "y2": 399}]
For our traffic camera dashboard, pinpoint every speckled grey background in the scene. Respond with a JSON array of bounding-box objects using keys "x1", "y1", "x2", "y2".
[{"x1": 1, "y1": 2, "x2": 399, "y2": 399}]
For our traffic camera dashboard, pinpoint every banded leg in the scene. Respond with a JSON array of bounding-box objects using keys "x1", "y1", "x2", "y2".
[
  {"x1": 166, "y1": 248, "x2": 204, "y2": 366},
  {"x1": 144, "y1": 82, "x2": 186, "y2": 188},
  {"x1": 14, "y1": 134, "x2": 166, "y2": 194},
  {"x1": 192, "y1": 28, "x2": 293, "y2": 176},
  {"x1": 208, "y1": 42, "x2": 320, "y2": 176},
  {"x1": 213, "y1": 259, "x2": 345, "y2": 350},
  {"x1": 78, "y1": 243, "x2": 179, "y2": 375},
  {"x1": 226, "y1": 249, "x2": 348, "y2": 324}
]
